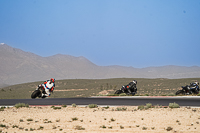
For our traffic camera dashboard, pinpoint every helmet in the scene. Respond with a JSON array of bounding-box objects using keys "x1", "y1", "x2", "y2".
[
  {"x1": 194, "y1": 81, "x2": 199, "y2": 85},
  {"x1": 50, "y1": 78, "x2": 55, "y2": 83},
  {"x1": 133, "y1": 80, "x2": 137, "y2": 85}
]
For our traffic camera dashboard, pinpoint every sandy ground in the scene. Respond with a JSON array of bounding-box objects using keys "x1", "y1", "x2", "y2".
[{"x1": 0, "y1": 106, "x2": 200, "y2": 133}]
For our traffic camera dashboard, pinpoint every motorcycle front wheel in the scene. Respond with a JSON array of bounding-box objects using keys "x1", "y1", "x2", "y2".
[
  {"x1": 31, "y1": 90, "x2": 41, "y2": 99},
  {"x1": 114, "y1": 90, "x2": 122, "y2": 94},
  {"x1": 175, "y1": 90, "x2": 185, "y2": 95}
]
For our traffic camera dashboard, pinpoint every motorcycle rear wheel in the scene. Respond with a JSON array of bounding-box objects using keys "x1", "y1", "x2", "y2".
[{"x1": 31, "y1": 90, "x2": 41, "y2": 99}]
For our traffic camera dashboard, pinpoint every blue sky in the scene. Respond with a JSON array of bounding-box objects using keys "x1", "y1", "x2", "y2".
[{"x1": 0, "y1": 0, "x2": 200, "y2": 68}]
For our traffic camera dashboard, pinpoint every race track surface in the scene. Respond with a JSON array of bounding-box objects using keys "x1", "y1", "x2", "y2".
[{"x1": 0, "y1": 96, "x2": 200, "y2": 106}]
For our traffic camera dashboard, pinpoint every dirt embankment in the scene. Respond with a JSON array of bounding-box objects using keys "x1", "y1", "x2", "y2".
[{"x1": 0, "y1": 106, "x2": 200, "y2": 133}]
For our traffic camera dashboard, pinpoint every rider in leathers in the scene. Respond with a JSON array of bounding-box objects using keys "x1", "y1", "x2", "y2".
[
  {"x1": 189, "y1": 81, "x2": 199, "y2": 94},
  {"x1": 37, "y1": 78, "x2": 55, "y2": 98},
  {"x1": 124, "y1": 80, "x2": 137, "y2": 95}
]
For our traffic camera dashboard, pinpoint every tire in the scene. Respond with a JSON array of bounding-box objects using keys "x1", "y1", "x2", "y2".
[
  {"x1": 131, "y1": 92, "x2": 136, "y2": 96},
  {"x1": 31, "y1": 90, "x2": 41, "y2": 99},
  {"x1": 114, "y1": 90, "x2": 122, "y2": 94},
  {"x1": 175, "y1": 90, "x2": 185, "y2": 95}
]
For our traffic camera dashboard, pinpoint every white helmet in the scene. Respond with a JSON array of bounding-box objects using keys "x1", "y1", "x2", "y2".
[{"x1": 194, "y1": 81, "x2": 199, "y2": 85}]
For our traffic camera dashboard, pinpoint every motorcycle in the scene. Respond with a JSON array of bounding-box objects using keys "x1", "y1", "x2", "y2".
[
  {"x1": 114, "y1": 85, "x2": 136, "y2": 96},
  {"x1": 175, "y1": 85, "x2": 199, "y2": 95},
  {"x1": 31, "y1": 86, "x2": 46, "y2": 99}
]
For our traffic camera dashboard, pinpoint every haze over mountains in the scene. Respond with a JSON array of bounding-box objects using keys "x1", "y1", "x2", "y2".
[{"x1": 0, "y1": 44, "x2": 200, "y2": 86}]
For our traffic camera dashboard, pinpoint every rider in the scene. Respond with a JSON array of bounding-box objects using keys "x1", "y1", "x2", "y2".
[
  {"x1": 125, "y1": 80, "x2": 137, "y2": 95},
  {"x1": 189, "y1": 81, "x2": 199, "y2": 94},
  {"x1": 37, "y1": 78, "x2": 55, "y2": 98}
]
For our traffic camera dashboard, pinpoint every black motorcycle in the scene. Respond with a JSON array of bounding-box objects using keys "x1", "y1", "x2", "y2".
[
  {"x1": 175, "y1": 85, "x2": 199, "y2": 95},
  {"x1": 31, "y1": 86, "x2": 46, "y2": 99},
  {"x1": 114, "y1": 86, "x2": 136, "y2": 96}
]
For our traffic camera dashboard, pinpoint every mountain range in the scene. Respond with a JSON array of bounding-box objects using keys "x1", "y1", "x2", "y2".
[{"x1": 0, "y1": 44, "x2": 200, "y2": 86}]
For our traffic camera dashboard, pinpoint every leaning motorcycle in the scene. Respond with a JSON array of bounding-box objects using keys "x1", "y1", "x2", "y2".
[
  {"x1": 175, "y1": 85, "x2": 199, "y2": 95},
  {"x1": 114, "y1": 86, "x2": 136, "y2": 96},
  {"x1": 31, "y1": 86, "x2": 45, "y2": 99}
]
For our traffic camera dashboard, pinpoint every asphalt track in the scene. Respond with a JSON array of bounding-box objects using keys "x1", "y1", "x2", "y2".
[{"x1": 0, "y1": 96, "x2": 200, "y2": 106}]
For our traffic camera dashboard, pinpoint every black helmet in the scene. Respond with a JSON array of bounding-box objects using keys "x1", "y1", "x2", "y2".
[{"x1": 133, "y1": 80, "x2": 137, "y2": 85}]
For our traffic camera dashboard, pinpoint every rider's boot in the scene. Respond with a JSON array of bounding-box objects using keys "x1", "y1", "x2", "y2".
[{"x1": 41, "y1": 93, "x2": 47, "y2": 98}]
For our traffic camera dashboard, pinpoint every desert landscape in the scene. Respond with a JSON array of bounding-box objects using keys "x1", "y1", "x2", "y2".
[{"x1": 0, "y1": 104, "x2": 200, "y2": 133}]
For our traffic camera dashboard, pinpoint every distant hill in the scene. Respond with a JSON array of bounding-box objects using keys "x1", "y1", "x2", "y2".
[
  {"x1": 0, "y1": 44, "x2": 200, "y2": 85},
  {"x1": 0, "y1": 83, "x2": 9, "y2": 88}
]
